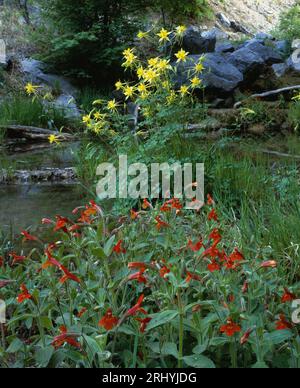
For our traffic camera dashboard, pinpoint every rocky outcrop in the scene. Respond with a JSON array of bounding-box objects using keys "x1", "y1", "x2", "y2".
[{"x1": 0, "y1": 167, "x2": 77, "y2": 185}]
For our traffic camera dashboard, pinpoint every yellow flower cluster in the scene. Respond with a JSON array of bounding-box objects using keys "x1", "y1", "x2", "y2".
[{"x1": 83, "y1": 26, "x2": 206, "y2": 137}]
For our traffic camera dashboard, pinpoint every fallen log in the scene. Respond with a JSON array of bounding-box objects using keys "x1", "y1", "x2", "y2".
[
  {"x1": 1, "y1": 125, "x2": 75, "y2": 142},
  {"x1": 234, "y1": 85, "x2": 300, "y2": 108}
]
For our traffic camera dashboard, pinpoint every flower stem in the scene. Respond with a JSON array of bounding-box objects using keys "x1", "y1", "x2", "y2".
[{"x1": 177, "y1": 291, "x2": 184, "y2": 368}]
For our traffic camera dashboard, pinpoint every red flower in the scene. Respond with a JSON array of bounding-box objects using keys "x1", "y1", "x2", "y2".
[
  {"x1": 59, "y1": 265, "x2": 81, "y2": 284},
  {"x1": 9, "y1": 252, "x2": 26, "y2": 265},
  {"x1": 128, "y1": 270, "x2": 147, "y2": 284},
  {"x1": 242, "y1": 281, "x2": 249, "y2": 294},
  {"x1": 52, "y1": 326, "x2": 81, "y2": 349},
  {"x1": 128, "y1": 262, "x2": 147, "y2": 271},
  {"x1": 0, "y1": 279, "x2": 14, "y2": 289},
  {"x1": 54, "y1": 216, "x2": 70, "y2": 233},
  {"x1": 126, "y1": 294, "x2": 147, "y2": 317},
  {"x1": 240, "y1": 329, "x2": 253, "y2": 345},
  {"x1": 203, "y1": 245, "x2": 221, "y2": 259},
  {"x1": 77, "y1": 307, "x2": 87, "y2": 318},
  {"x1": 220, "y1": 318, "x2": 241, "y2": 337},
  {"x1": 155, "y1": 216, "x2": 170, "y2": 231},
  {"x1": 42, "y1": 244, "x2": 61, "y2": 269},
  {"x1": 142, "y1": 199, "x2": 152, "y2": 210},
  {"x1": 188, "y1": 239, "x2": 203, "y2": 252},
  {"x1": 208, "y1": 209, "x2": 218, "y2": 222},
  {"x1": 160, "y1": 265, "x2": 171, "y2": 279},
  {"x1": 260, "y1": 260, "x2": 277, "y2": 269},
  {"x1": 282, "y1": 288, "x2": 297, "y2": 303},
  {"x1": 185, "y1": 271, "x2": 202, "y2": 283},
  {"x1": 0, "y1": 256, "x2": 3, "y2": 267},
  {"x1": 42, "y1": 218, "x2": 53, "y2": 225},
  {"x1": 99, "y1": 309, "x2": 119, "y2": 330},
  {"x1": 276, "y1": 314, "x2": 293, "y2": 330},
  {"x1": 136, "y1": 317, "x2": 152, "y2": 333},
  {"x1": 207, "y1": 194, "x2": 214, "y2": 206},
  {"x1": 21, "y1": 230, "x2": 38, "y2": 242},
  {"x1": 131, "y1": 209, "x2": 140, "y2": 220},
  {"x1": 17, "y1": 284, "x2": 32, "y2": 303},
  {"x1": 207, "y1": 260, "x2": 221, "y2": 272},
  {"x1": 229, "y1": 248, "x2": 244, "y2": 262},
  {"x1": 113, "y1": 240, "x2": 126, "y2": 254},
  {"x1": 209, "y1": 229, "x2": 222, "y2": 245}
]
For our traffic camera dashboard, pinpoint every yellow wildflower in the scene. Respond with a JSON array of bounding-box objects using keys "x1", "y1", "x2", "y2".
[
  {"x1": 175, "y1": 49, "x2": 189, "y2": 63},
  {"x1": 107, "y1": 99, "x2": 118, "y2": 112},
  {"x1": 124, "y1": 85, "x2": 135, "y2": 100},
  {"x1": 48, "y1": 134, "x2": 60, "y2": 145},
  {"x1": 137, "y1": 67, "x2": 146, "y2": 79},
  {"x1": 195, "y1": 62, "x2": 205, "y2": 73},
  {"x1": 156, "y1": 59, "x2": 171, "y2": 72},
  {"x1": 166, "y1": 90, "x2": 177, "y2": 105},
  {"x1": 115, "y1": 81, "x2": 123, "y2": 91},
  {"x1": 137, "y1": 31, "x2": 149, "y2": 39},
  {"x1": 157, "y1": 28, "x2": 171, "y2": 43},
  {"x1": 82, "y1": 115, "x2": 91, "y2": 124},
  {"x1": 176, "y1": 25, "x2": 187, "y2": 37},
  {"x1": 179, "y1": 85, "x2": 189, "y2": 97},
  {"x1": 137, "y1": 83, "x2": 148, "y2": 94},
  {"x1": 190, "y1": 77, "x2": 202, "y2": 88},
  {"x1": 143, "y1": 69, "x2": 158, "y2": 84},
  {"x1": 25, "y1": 83, "x2": 39, "y2": 95},
  {"x1": 148, "y1": 57, "x2": 160, "y2": 68}
]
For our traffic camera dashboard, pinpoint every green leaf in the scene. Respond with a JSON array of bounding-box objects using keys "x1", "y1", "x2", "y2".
[
  {"x1": 6, "y1": 338, "x2": 24, "y2": 353},
  {"x1": 252, "y1": 361, "x2": 269, "y2": 369},
  {"x1": 40, "y1": 316, "x2": 53, "y2": 330},
  {"x1": 183, "y1": 354, "x2": 216, "y2": 368},
  {"x1": 35, "y1": 346, "x2": 54, "y2": 367},
  {"x1": 264, "y1": 330, "x2": 293, "y2": 345},
  {"x1": 161, "y1": 342, "x2": 179, "y2": 359},
  {"x1": 104, "y1": 235, "x2": 116, "y2": 256},
  {"x1": 146, "y1": 310, "x2": 179, "y2": 331}
]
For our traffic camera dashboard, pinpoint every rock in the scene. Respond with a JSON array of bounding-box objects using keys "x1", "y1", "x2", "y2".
[
  {"x1": 247, "y1": 124, "x2": 267, "y2": 135},
  {"x1": 216, "y1": 13, "x2": 231, "y2": 28},
  {"x1": 201, "y1": 27, "x2": 228, "y2": 41},
  {"x1": 255, "y1": 32, "x2": 274, "y2": 41},
  {"x1": 272, "y1": 63, "x2": 289, "y2": 78},
  {"x1": 174, "y1": 53, "x2": 243, "y2": 94},
  {"x1": 53, "y1": 95, "x2": 81, "y2": 119},
  {"x1": 182, "y1": 26, "x2": 216, "y2": 55},
  {"x1": 292, "y1": 39, "x2": 300, "y2": 50},
  {"x1": 0, "y1": 168, "x2": 77, "y2": 184},
  {"x1": 274, "y1": 40, "x2": 289, "y2": 55},
  {"x1": 227, "y1": 41, "x2": 282, "y2": 74},
  {"x1": 215, "y1": 41, "x2": 235, "y2": 53},
  {"x1": 230, "y1": 20, "x2": 251, "y2": 35},
  {"x1": 286, "y1": 54, "x2": 300, "y2": 73}
]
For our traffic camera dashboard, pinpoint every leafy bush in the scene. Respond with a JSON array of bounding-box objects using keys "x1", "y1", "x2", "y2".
[{"x1": 277, "y1": 3, "x2": 300, "y2": 43}]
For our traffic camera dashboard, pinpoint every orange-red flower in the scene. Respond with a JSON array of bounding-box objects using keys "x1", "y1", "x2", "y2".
[
  {"x1": 126, "y1": 294, "x2": 147, "y2": 317},
  {"x1": 260, "y1": 260, "x2": 277, "y2": 269},
  {"x1": 207, "y1": 260, "x2": 221, "y2": 272},
  {"x1": 54, "y1": 216, "x2": 70, "y2": 233},
  {"x1": 128, "y1": 262, "x2": 147, "y2": 271},
  {"x1": 77, "y1": 307, "x2": 87, "y2": 318},
  {"x1": 113, "y1": 240, "x2": 126, "y2": 254},
  {"x1": 59, "y1": 265, "x2": 81, "y2": 284},
  {"x1": 128, "y1": 270, "x2": 147, "y2": 284},
  {"x1": 99, "y1": 309, "x2": 119, "y2": 330},
  {"x1": 136, "y1": 317, "x2": 152, "y2": 333},
  {"x1": 21, "y1": 230, "x2": 38, "y2": 242},
  {"x1": 142, "y1": 199, "x2": 152, "y2": 210},
  {"x1": 131, "y1": 209, "x2": 140, "y2": 220},
  {"x1": 208, "y1": 209, "x2": 218, "y2": 222},
  {"x1": 203, "y1": 245, "x2": 221, "y2": 259},
  {"x1": 0, "y1": 256, "x2": 3, "y2": 267},
  {"x1": 240, "y1": 329, "x2": 253, "y2": 345},
  {"x1": 207, "y1": 194, "x2": 214, "y2": 206},
  {"x1": 9, "y1": 252, "x2": 26, "y2": 265},
  {"x1": 209, "y1": 229, "x2": 222, "y2": 245},
  {"x1": 42, "y1": 218, "x2": 53, "y2": 225},
  {"x1": 187, "y1": 239, "x2": 203, "y2": 252},
  {"x1": 160, "y1": 265, "x2": 171, "y2": 279},
  {"x1": 185, "y1": 271, "x2": 202, "y2": 283},
  {"x1": 276, "y1": 314, "x2": 293, "y2": 330},
  {"x1": 282, "y1": 288, "x2": 297, "y2": 303},
  {"x1": 155, "y1": 216, "x2": 170, "y2": 231},
  {"x1": 17, "y1": 284, "x2": 32, "y2": 303},
  {"x1": 220, "y1": 318, "x2": 241, "y2": 337},
  {"x1": 229, "y1": 248, "x2": 244, "y2": 262},
  {"x1": 51, "y1": 326, "x2": 81, "y2": 349}
]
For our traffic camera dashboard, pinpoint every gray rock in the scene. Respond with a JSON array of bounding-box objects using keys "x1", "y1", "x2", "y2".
[
  {"x1": 292, "y1": 39, "x2": 300, "y2": 50},
  {"x1": 217, "y1": 13, "x2": 231, "y2": 28},
  {"x1": 230, "y1": 20, "x2": 251, "y2": 35},
  {"x1": 228, "y1": 41, "x2": 282, "y2": 74},
  {"x1": 175, "y1": 53, "x2": 243, "y2": 94},
  {"x1": 182, "y1": 26, "x2": 216, "y2": 55},
  {"x1": 274, "y1": 40, "x2": 289, "y2": 55},
  {"x1": 215, "y1": 41, "x2": 235, "y2": 53},
  {"x1": 272, "y1": 63, "x2": 289, "y2": 78},
  {"x1": 201, "y1": 27, "x2": 228, "y2": 41},
  {"x1": 287, "y1": 54, "x2": 300, "y2": 72},
  {"x1": 255, "y1": 32, "x2": 274, "y2": 41}
]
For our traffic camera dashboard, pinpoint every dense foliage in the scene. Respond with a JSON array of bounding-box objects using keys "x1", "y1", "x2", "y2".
[{"x1": 277, "y1": 2, "x2": 300, "y2": 43}]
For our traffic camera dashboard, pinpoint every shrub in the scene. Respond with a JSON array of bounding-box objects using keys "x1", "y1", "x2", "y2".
[{"x1": 277, "y1": 3, "x2": 300, "y2": 43}]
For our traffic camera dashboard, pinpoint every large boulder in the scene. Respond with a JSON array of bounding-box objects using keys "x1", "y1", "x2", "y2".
[
  {"x1": 174, "y1": 53, "x2": 243, "y2": 94},
  {"x1": 215, "y1": 41, "x2": 235, "y2": 54},
  {"x1": 182, "y1": 26, "x2": 216, "y2": 55},
  {"x1": 227, "y1": 41, "x2": 282, "y2": 74},
  {"x1": 201, "y1": 27, "x2": 228, "y2": 42}
]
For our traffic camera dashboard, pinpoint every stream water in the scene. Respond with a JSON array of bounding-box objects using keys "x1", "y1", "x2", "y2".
[{"x1": 0, "y1": 142, "x2": 86, "y2": 233}]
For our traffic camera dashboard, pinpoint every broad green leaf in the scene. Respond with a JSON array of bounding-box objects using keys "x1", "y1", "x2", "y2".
[
  {"x1": 146, "y1": 310, "x2": 179, "y2": 331},
  {"x1": 252, "y1": 361, "x2": 269, "y2": 369},
  {"x1": 35, "y1": 346, "x2": 54, "y2": 367},
  {"x1": 161, "y1": 342, "x2": 179, "y2": 359},
  {"x1": 183, "y1": 354, "x2": 216, "y2": 368},
  {"x1": 40, "y1": 316, "x2": 53, "y2": 330},
  {"x1": 104, "y1": 235, "x2": 116, "y2": 256},
  {"x1": 264, "y1": 330, "x2": 293, "y2": 345},
  {"x1": 6, "y1": 338, "x2": 24, "y2": 353}
]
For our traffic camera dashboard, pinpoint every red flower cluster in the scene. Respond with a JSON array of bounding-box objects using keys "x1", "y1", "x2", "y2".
[
  {"x1": 99, "y1": 309, "x2": 119, "y2": 330},
  {"x1": 17, "y1": 284, "x2": 32, "y2": 304},
  {"x1": 52, "y1": 326, "x2": 81, "y2": 349},
  {"x1": 220, "y1": 318, "x2": 242, "y2": 337}
]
